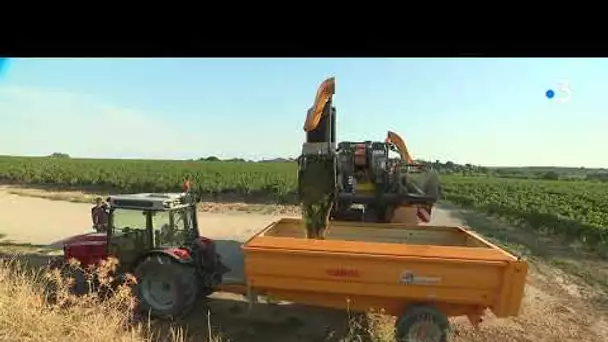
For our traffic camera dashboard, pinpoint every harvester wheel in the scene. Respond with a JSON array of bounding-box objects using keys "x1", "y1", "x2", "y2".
[
  {"x1": 395, "y1": 304, "x2": 451, "y2": 342},
  {"x1": 134, "y1": 254, "x2": 199, "y2": 319}
]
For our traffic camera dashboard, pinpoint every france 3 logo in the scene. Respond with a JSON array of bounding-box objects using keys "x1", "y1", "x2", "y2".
[{"x1": 545, "y1": 80, "x2": 572, "y2": 103}]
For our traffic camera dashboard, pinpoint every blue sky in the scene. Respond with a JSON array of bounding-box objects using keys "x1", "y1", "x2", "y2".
[{"x1": 0, "y1": 58, "x2": 606, "y2": 167}]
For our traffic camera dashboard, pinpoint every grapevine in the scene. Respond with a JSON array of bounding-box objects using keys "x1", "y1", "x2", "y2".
[
  {"x1": 442, "y1": 175, "x2": 608, "y2": 249},
  {"x1": 0, "y1": 156, "x2": 606, "y2": 248},
  {"x1": 0, "y1": 156, "x2": 298, "y2": 201}
]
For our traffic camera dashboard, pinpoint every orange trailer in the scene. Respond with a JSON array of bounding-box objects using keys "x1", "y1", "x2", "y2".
[{"x1": 217, "y1": 218, "x2": 528, "y2": 341}]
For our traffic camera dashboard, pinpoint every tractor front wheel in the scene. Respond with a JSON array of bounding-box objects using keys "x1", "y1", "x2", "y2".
[
  {"x1": 47, "y1": 257, "x2": 91, "y2": 295},
  {"x1": 134, "y1": 254, "x2": 199, "y2": 319}
]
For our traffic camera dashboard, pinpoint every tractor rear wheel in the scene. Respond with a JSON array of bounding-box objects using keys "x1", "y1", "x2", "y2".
[{"x1": 133, "y1": 254, "x2": 199, "y2": 319}]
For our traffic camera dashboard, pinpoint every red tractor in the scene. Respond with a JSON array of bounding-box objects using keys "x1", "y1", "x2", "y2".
[{"x1": 55, "y1": 192, "x2": 229, "y2": 318}]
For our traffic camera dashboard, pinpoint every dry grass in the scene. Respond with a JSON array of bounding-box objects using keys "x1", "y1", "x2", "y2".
[
  {"x1": 338, "y1": 309, "x2": 396, "y2": 342},
  {"x1": 0, "y1": 255, "x2": 396, "y2": 342},
  {"x1": 0, "y1": 257, "x2": 230, "y2": 342}
]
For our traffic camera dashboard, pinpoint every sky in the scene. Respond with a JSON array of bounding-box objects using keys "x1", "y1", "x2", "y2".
[{"x1": 0, "y1": 58, "x2": 606, "y2": 167}]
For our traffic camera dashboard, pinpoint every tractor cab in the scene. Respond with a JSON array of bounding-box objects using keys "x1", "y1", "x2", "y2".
[{"x1": 105, "y1": 192, "x2": 201, "y2": 270}]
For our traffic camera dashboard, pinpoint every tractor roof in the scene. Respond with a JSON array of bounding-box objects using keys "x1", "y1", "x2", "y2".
[{"x1": 108, "y1": 193, "x2": 194, "y2": 211}]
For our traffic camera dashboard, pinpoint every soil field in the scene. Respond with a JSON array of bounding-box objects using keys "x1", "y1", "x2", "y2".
[{"x1": 0, "y1": 186, "x2": 606, "y2": 342}]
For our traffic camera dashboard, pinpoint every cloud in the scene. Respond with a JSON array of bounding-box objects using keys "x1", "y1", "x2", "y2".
[{"x1": 0, "y1": 86, "x2": 206, "y2": 159}]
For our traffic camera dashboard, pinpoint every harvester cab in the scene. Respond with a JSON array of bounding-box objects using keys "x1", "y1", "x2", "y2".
[
  {"x1": 59, "y1": 191, "x2": 229, "y2": 319},
  {"x1": 298, "y1": 77, "x2": 442, "y2": 224}
]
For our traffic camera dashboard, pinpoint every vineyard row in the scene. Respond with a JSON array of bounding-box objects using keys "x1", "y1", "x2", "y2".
[{"x1": 0, "y1": 156, "x2": 606, "y2": 249}]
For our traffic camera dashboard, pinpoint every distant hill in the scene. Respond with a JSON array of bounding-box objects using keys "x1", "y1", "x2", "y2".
[
  {"x1": 259, "y1": 158, "x2": 296, "y2": 163},
  {"x1": 486, "y1": 166, "x2": 607, "y2": 181},
  {"x1": 490, "y1": 166, "x2": 606, "y2": 174}
]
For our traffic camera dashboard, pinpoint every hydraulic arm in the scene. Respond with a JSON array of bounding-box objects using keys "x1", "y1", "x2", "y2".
[
  {"x1": 386, "y1": 130, "x2": 416, "y2": 165},
  {"x1": 303, "y1": 77, "x2": 335, "y2": 133}
]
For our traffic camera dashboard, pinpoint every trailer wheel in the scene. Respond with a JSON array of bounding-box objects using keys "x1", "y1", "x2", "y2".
[
  {"x1": 395, "y1": 304, "x2": 451, "y2": 342},
  {"x1": 134, "y1": 254, "x2": 199, "y2": 319}
]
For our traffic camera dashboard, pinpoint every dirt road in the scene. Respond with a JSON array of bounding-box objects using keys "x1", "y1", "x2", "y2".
[
  {"x1": 0, "y1": 187, "x2": 465, "y2": 246},
  {"x1": 0, "y1": 188, "x2": 294, "y2": 247},
  {"x1": 0, "y1": 187, "x2": 606, "y2": 342}
]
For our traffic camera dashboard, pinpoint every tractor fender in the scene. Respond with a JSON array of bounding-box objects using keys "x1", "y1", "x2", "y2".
[{"x1": 132, "y1": 249, "x2": 194, "y2": 271}]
